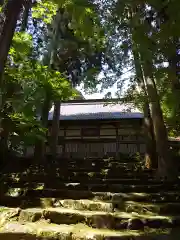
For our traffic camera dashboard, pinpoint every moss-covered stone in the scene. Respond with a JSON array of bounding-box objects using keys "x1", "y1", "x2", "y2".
[
  {"x1": 19, "y1": 209, "x2": 42, "y2": 223},
  {"x1": 0, "y1": 221, "x2": 176, "y2": 240},
  {"x1": 54, "y1": 199, "x2": 113, "y2": 212},
  {"x1": 7, "y1": 207, "x2": 174, "y2": 230},
  {"x1": 0, "y1": 208, "x2": 21, "y2": 225}
]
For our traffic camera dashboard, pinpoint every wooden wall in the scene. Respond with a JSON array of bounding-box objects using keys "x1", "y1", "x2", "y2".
[
  {"x1": 44, "y1": 120, "x2": 146, "y2": 158},
  {"x1": 25, "y1": 119, "x2": 146, "y2": 157}
]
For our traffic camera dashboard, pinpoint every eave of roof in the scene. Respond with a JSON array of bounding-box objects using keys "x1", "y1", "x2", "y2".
[{"x1": 48, "y1": 99, "x2": 143, "y2": 121}]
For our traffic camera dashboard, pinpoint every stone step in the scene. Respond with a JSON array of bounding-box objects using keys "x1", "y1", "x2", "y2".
[
  {"x1": 21, "y1": 198, "x2": 180, "y2": 216},
  {"x1": 1, "y1": 191, "x2": 180, "y2": 207},
  {"x1": 2, "y1": 171, "x2": 154, "y2": 181},
  {"x1": 5, "y1": 178, "x2": 163, "y2": 187},
  {"x1": 66, "y1": 164, "x2": 139, "y2": 170},
  {"x1": 60, "y1": 159, "x2": 138, "y2": 164},
  {"x1": 59, "y1": 157, "x2": 139, "y2": 162},
  {"x1": 51, "y1": 200, "x2": 180, "y2": 216},
  {"x1": 50, "y1": 166, "x2": 143, "y2": 172},
  {"x1": 4, "y1": 181, "x2": 180, "y2": 193},
  {"x1": 11, "y1": 207, "x2": 180, "y2": 229},
  {"x1": 0, "y1": 221, "x2": 176, "y2": 240},
  {"x1": 123, "y1": 201, "x2": 180, "y2": 215},
  {"x1": 2, "y1": 168, "x2": 154, "y2": 178},
  {"x1": 2, "y1": 187, "x2": 180, "y2": 200},
  {"x1": 29, "y1": 165, "x2": 153, "y2": 172},
  {"x1": 26, "y1": 173, "x2": 154, "y2": 181},
  {"x1": 23, "y1": 198, "x2": 180, "y2": 216},
  {"x1": 25, "y1": 168, "x2": 143, "y2": 176}
]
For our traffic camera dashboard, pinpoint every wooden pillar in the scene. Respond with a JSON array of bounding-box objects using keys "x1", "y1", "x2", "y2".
[
  {"x1": 62, "y1": 126, "x2": 66, "y2": 158},
  {"x1": 136, "y1": 133, "x2": 140, "y2": 153},
  {"x1": 115, "y1": 123, "x2": 119, "y2": 160}
]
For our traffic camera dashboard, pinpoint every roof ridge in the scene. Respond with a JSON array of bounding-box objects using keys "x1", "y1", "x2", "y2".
[
  {"x1": 61, "y1": 98, "x2": 125, "y2": 103},
  {"x1": 61, "y1": 102, "x2": 126, "y2": 106}
]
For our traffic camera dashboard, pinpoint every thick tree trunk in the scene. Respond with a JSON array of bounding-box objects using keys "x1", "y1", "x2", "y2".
[
  {"x1": 168, "y1": 39, "x2": 180, "y2": 127},
  {"x1": 50, "y1": 101, "x2": 61, "y2": 159},
  {"x1": 132, "y1": 45, "x2": 157, "y2": 169},
  {"x1": 143, "y1": 102, "x2": 158, "y2": 169},
  {"x1": 47, "y1": 9, "x2": 63, "y2": 159},
  {"x1": 0, "y1": 0, "x2": 24, "y2": 84},
  {"x1": 130, "y1": 6, "x2": 175, "y2": 178},
  {"x1": 142, "y1": 62, "x2": 176, "y2": 179}
]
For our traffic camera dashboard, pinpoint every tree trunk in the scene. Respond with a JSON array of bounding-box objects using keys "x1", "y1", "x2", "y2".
[
  {"x1": 34, "y1": 94, "x2": 51, "y2": 161},
  {"x1": 168, "y1": 38, "x2": 180, "y2": 127},
  {"x1": 0, "y1": 80, "x2": 18, "y2": 161},
  {"x1": 50, "y1": 101, "x2": 61, "y2": 159},
  {"x1": 130, "y1": 5, "x2": 175, "y2": 178},
  {"x1": 21, "y1": 0, "x2": 31, "y2": 32},
  {"x1": 48, "y1": 9, "x2": 63, "y2": 159},
  {"x1": 132, "y1": 43, "x2": 157, "y2": 169},
  {"x1": 143, "y1": 101, "x2": 158, "y2": 169},
  {"x1": 0, "y1": 0, "x2": 24, "y2": 84},
  {"x1": 142, "y1": 61, "x2": 176, "y2": 179},
  {"x1": 0, "y1": 106, "x2": 10, "y2": 162},
  {"x1": 34, "y1": 10, "x2": 62, "y2": 161}
]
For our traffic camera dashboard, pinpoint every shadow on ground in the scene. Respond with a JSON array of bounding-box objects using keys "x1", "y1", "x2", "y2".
[
  {"x1": 0, "y1": 230, "x2": 180, "y2": 240},
  {"x1": 0, "y1": 233, "x2": 54, "y2": 239}
]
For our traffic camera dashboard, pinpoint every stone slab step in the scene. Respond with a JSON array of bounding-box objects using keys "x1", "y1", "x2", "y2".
[
  {"x1": 2, "y1": 171, "x2": 154, "y2": 181},
  {"x1": 29, "y1": 166, "x2": 152, "y2": 173},
  {"x1": 0, "y1": 207, "x2": 174, "y2": 230},
  {"x1": 38, "y1": 199, "x2": 180, "y2": 215},
  {"x1": 60, "y1": 158, "x2": 139, "y2": 163},
  {"x1": 2, "y1": 189, "x2": 180, "y2": 202},
  {"x1": 13, "y1": 207, "x2": 180, "y2": 229},
  {"x1": 1, "y1": 196, "x2": 180, "y2": 216},
  {"x1": 122, "y1": 201, "x2": 180, "y2": 215},
  {"x1": 61, "y1": 160, "x2": 138, "y2": 165},
  {"x1": 1, "y1": 191, "x2": 180, "y2": 209},
  {"x1": 0, "y1": 221, "x2": 175, "y2": 240},
  {"x1": 3, "y1": 182, "x2": 180, "y2": 193},
  {"x1": 48, "y1": 199, "x2": 180, "y2": 215},
  {"x1": 57, "y1": 167, "x2": 143, "y2": 172},
  {"x1": 2, "y1": 169, "x2": 154, "y2": 178},
  {"x1": 5, "y1": 178, "x2": 163, "y2": 187}
]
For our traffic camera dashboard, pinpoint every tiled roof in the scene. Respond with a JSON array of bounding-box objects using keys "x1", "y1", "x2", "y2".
[{"x1": 48, "y1": 100, "x2": 143, "y2": 120}]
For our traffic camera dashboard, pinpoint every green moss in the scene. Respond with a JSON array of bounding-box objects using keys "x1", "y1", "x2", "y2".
[
  {"x1": 41, "y1": 198, "x2": 55, "y2": 208},
  {"x1": 35, "y1": 184, "x2": 44, "y2": 190},
  {"x1": 88, "y1": 172, "x2": 95, "y2": 177},
  {"x1": 0, "y1": 207, "x2": 7, "y2": 213}
]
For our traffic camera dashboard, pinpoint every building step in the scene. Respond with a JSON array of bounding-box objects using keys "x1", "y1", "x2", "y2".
[
  {"x1": 3, "y1": 181, "x2": 180, "y2": 193},
  {"x1": 28, "y1": 165, "x2": 152, "y2": 172},
  {"x1": 31, "y1": 158, "x2": 141, "y2": 166},
  {"x1": 2, "y1": 171, "x2": 154, "y2": 181},
  {"x1": 2, "y1": 169, "x2": 154, "y2": 179},
  {"x1": 1, "y1": 191, "x2": 180, "y2": 207},
  {"x1": 57, "y1": 162, "x2": 139, "y2": 169},
  {"x1": 0, "y1": 207, "x2": 176, "y2": 230},
  {"x1": 20, "y1": 198, "x2": 180, "y2": 216},
  {"x1": 5, "y1": 178, "x2": 164, "y2": 187},
  {"x1": 9, "y1": 207, "x2": 180, "y2": 229},
  {"x1": 0, "y1": 221, "x2": 176, "y2": 240},
  {"x1": 55, "y1": 167, "x2": 144, "y2": 172},
  {"x1": 2, "y1": 187, "x2": 180, "y2": 200}
]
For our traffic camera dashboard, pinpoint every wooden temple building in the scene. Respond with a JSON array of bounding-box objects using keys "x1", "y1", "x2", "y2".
[{"x1": 46, "y1": 99, "x2": 145, "y2": 158}]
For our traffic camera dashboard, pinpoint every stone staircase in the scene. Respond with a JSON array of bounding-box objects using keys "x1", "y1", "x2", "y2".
[{"x1": 0, "y1": 157, "x2": 180, "y2": 239}]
